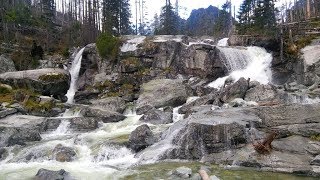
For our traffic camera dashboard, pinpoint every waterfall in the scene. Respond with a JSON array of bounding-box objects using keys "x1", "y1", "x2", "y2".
[
  {"x1": 208, "y1": 46, "x2": 272, "y2": 89},
  {"x1": 217, "y1": 38, "x2": 229, "y2": 46},
  {"x1": 65, "y1": 47, "x2": 86, "y2": 104}
]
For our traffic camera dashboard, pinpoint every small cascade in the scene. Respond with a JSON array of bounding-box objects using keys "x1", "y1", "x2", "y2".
[
  {"x1": 285, "y1": 93, "x2": 320, "y2": 104},
  {"x1": 208, "y1": 46, "x2": 272, "y2": 89},
  {"x1": 172, "y1": 106, "x2": 184, "y2": 122},
  {"x1": 217, "y1": 38, "x2": 229, "y2": 46},
  {"x1": 65, "y1": 47, "x2": 86, "y2": 104}
]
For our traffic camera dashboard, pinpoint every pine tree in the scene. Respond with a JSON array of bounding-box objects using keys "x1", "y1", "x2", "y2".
[
  {"x1": 157, "y1": 0, "x2": 179, "y2": 35},
  {"x1": 102, "y1": 0, "x2": 131, "y2": 35}
]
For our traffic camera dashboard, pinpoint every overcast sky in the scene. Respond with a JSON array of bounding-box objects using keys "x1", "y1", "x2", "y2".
[{"x1": 130, "y1": 0, "x2": 293, "y2": 21}]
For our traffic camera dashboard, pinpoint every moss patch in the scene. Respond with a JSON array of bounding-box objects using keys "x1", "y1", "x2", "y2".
[
  {"x1": 38, "y1": 73, "x2": 68, "y2": 82},
  {"x1": 311, "y1": 134, "x2": 320, "y2": 141}
]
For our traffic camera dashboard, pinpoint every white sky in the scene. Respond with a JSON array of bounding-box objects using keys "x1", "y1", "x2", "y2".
[{"x1": 130, "y1": 0, "x2": 293, "y2": 21}]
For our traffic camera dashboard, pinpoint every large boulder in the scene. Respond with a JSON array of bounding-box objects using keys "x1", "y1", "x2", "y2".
[
  {"x1": 35, "y1": 168, "x2": 72, "y2": 180},
  {"x1": 140, "y1": 107, "x2": 260, "y2": 160},
  {"x1": 136, "y1": 79, "x2": 192, "y2": 109},
  {"x1": 80, "y1": 106, "x2": 126, "y2": 123},
  {"x1": 0, "y1": 126, "x2": 41, "y2": 147},
  {"x1": 0, "y1": 54, "x2": 16, "y2": 73},
  {"x1": 140, "y1": 108, "x2": 173, "y2": 125},
  {"x1": 52, "y1": 144, "x2": 77, "y2": 162},
  {"x1": 89, "y1": 97, "x2": 126, "y2": 113},
  {"x1": 129, "y1": 124, "x2": 155, "y2": 152},
  {"x1": 219, "y1": 77, "x2": 249, "y2": 103},
  {"x1": 272, "y1": 123, "x2": 320, "y2": 138},
  {"x1": 178, "y1": 93, "x2": 216, "y2": 114},
  {"x1": 69, "y1": 117, "x2": 99, "y2": 131},
  {"x1": 0, "y1": 68, "x2": 69, "y2": 97},
  {"x1": 0, "y1": 115, "x2": 44, "y2": 147}
]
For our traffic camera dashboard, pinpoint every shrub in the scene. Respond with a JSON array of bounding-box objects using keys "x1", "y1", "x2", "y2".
[{"x1": 96, "y1": 32, "x2": 120, "y2": 59}]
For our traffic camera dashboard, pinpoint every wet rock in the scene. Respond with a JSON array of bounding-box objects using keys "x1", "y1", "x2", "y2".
[
  {"x1": 178, "y1": 93, "x2": 216, "y2": 114},
  {"x1": 129, "y1": 124, "x2": 155, "y2": 152},
  {"x1": 220, "y1": 77, "x2": 249, "y2": 103},
  {"x1": 80, "y1": 106, "x2": 126, "y2": 123},
  {"x1": 74, "y1": 90, "x2": 100, "y2": 104},
  {"x1": 90, "y1": 97, "x2": 126, "y2": 113},
  {"x1": 35, "y1": 168, "x2": 72, "y2": 180},
  {"x1": 136, "y1": 79, "x2": 192, "y2": 109},
  {"x1": 0, "y1": 126, "x2": 41, "y2": 147},
  {"x1": 162, "y1": 108, "x2": 260, "y2": 160},
  {"x1": 0, "y1": 54, "x2": 16, "y2": 73},
  {"x1": 40, "y1": 118, "x2": 62, "y2": 132},
  {"x1": 69, "y1": 117, "x2": 98, "y2": 131},
  {"x1": 136, "y1": 104, "x2": 154, "y2": 115},
  {"x1": 52, "y1": 144, "x2": 76, "y2": 162},
  {"x1": 0, "y1": 148, "x2": 8, "y2": 160},
  {"x1": 172, "y1": 166, "x2": 192, "y2": 178},
  {"x1": 140, "y1": 108, "x2": 173, "y2": 125},
  {"x1": 311, "y1": 155, "x2": 320, "y2": 165},
  {"x1": 0, "y1": 68, "x2": 69, "y2": 97},
  {"x1": 0, "y1": 107, "x2": 18, "y2": 118}
]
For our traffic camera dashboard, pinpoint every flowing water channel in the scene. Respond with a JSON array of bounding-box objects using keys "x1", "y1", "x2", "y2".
[{"x1": 0, "y1": 40, "x2": 318, "y2": 179}]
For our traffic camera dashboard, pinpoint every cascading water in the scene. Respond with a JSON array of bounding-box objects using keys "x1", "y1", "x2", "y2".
[
  {"x1": 217, "y1": 38, "x2": 229, "y2": 46},
  {"x1": 65, "y1": 47, "x2": 86, "y2": 104},
  {"x1": 208, "y1": 46, "x2": 272, "y2": 89}
]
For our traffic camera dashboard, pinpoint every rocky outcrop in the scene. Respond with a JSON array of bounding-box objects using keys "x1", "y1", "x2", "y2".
[
  {"x1": 129, "y1": 124, "x2": 155, "y2": 152},
  {"x1": 35, "y1": 168, "x2": 72, "y2": 180},
  {"x1": 136, "y1": 79, "x2": 192, "y2": 109},
  {"x1": 52, "y1": 144, "x2": 77, "y2": 162},
  {"x1": 0, "y1": 68, "x2": 69, "y2": 97},
  {"x1": 0, "y1": 54, "x2": 16, "y2": 73},
  {"x1": 156, "y1": 107, "x2": 260, "y2": 160}
]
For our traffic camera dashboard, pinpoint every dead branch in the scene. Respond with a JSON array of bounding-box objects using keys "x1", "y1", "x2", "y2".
[{"x1": 252, "y1": 132, "x2": 277, "y2": 154}]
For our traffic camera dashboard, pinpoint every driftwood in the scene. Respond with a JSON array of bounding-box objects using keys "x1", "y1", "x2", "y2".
[
  {"x1": 252, "y1": 132, "x2": 277, "y2": 154},
  {"x1": 198, "y1": 170, "x2": 210, "y2": 180}
]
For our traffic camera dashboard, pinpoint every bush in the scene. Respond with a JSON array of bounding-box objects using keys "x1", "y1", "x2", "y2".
[{"x1": 96, "y1": 32, "x2": 120, "y2": 59}]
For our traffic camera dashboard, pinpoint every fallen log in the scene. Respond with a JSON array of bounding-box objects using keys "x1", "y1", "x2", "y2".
[{"x1": 253, "y1": 132, "x2": 277, "y2": 154}]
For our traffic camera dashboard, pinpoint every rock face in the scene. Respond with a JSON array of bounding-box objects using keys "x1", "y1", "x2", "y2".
[
  {"x1": 0, "y1": 54, "x2": 16, "y2": 73},
  {"x1": 129, "y1": 124, "x2": 155, "y2": 152},
  {"x1": 252, "y1": 103, "x2": 320, "y2": 127},
  {"x1": 158, "y1": 108, "x2": 260, "y2": 160},
  {"x1": 35, "y1": 168, "x2": 72, "y2": 180},
  {"x1": 52, "y1": 144, "x2": 76, "y2": 162},
  {"x1": 0, "y1": 68, "x2": 69, "y2": 97},
  {"x1": 136, "y1": 79, "x2": 191, "y2": 109}
]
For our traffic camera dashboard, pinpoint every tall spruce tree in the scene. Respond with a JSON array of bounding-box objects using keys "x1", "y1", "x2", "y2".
[{"x1": 102, "y1": 0, "x2": 131, "y2": 35}]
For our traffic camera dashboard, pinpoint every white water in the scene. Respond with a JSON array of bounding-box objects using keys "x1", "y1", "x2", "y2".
[
  {"x1": 217, "y1": 38, "x2": 229, "y2": 46},
  {"x1": 208, "y1": 46, "x2": 272, "y2": 89},
  {"x1": 65, "y1": 47, "x2": 86, "y2": 104}
]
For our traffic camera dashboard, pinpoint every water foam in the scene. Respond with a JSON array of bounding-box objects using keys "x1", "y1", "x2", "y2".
[
  {"x1": 66, "y1": 47, "x2": 86, "y2": 104},
  {"x1": 208, "y1": 46, "x2": 272, "y2": 89}
]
